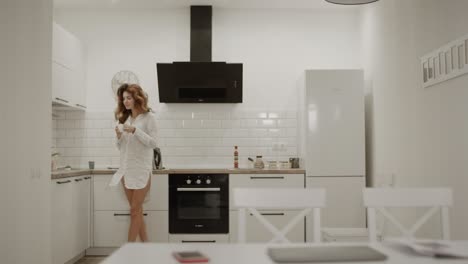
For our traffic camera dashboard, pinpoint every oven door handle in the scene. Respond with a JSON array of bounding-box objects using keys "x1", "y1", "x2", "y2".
[{"x1": 176, "y1": 187, "x2": 221, "y2": 192}]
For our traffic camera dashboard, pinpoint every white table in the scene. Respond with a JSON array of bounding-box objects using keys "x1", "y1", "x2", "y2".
[{"x1": 102, "y1": 241, "x2": 468, "y2": 264}]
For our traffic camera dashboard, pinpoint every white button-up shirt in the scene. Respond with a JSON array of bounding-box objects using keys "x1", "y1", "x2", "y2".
[{"x1": 109, "y1": 112, "x2": 158, "y2": 189}]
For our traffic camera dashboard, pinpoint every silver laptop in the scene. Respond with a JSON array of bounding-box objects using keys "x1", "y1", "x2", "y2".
[{"x1": 267, "y1": 245, "x2": 387, "y2": 263}]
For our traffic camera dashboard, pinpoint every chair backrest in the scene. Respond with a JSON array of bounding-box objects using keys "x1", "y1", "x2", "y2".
[
  {"x1": 233, "y1": 188, "x2": 326, "y2": 243},
  {"x1": 363, "y1": 188, "x2": 453, "y2": 242}
]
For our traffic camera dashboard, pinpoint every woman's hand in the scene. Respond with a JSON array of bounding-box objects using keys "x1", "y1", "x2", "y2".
[
  {"x1": 115, "y1": 126, "x2": 122, "y2": 139},
  {"x1": 123, "y1": 124, "x2": 136, "y2": 134}
]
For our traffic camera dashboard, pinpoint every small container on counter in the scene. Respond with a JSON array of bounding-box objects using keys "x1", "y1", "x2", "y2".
[{"x1": 254, "y1": 156, "x2": 265, "y2": 169}]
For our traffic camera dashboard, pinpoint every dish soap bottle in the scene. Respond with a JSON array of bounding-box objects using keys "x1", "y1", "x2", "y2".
[{"x1": 234, "y1": 146, "x2": 239, "y2": 168}]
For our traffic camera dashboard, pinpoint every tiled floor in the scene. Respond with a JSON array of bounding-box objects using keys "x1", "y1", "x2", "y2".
[{"x1": 74, "y1": 256, "x2": 107, "y2": 264}]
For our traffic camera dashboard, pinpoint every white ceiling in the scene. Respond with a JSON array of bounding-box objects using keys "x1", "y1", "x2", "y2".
[{"x1": 54, "y1": 0, "x2": 356, "y2": 10}]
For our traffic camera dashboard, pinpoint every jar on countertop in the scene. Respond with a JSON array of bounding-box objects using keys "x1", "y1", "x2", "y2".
[{"x1": 254, "y1": 155, "x2": 265, "y2": 169}]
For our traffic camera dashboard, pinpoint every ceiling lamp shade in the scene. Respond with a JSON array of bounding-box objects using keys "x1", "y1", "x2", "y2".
[{"x1": 325, "y1": 0, "x2": 379, "y2": 5}]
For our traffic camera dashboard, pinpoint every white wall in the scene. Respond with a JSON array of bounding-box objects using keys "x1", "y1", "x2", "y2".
[
  {"x1": 54, "y1": 8, "x2": 361, "y2": 111},
  {"x1": 362, "y1": 0, "x2": 468, "y2": 239},
  {"x1": 0, "y1": 0, "x2": 52, "y2": 263},
  {"x1": 52, "y1": 7, "x2": 361, "y2": 168}
]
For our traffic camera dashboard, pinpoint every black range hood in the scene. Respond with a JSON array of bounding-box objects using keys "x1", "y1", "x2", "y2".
[{"x1": 157, "y1": 6, "x2": 243, "y2": 103}]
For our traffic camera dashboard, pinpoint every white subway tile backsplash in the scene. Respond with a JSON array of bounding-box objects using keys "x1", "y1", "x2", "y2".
[
  {"x1": 86, "y1": 112, "x2": 113, "y2": 120},
  {"x1": 57, "y1": 138, "x2": 75, "y2": 147},
  {"x1": 285, "y1": 111, "x2": 298, "y2": 119},
  {"x1": 210, "y1": 112, "x2": 230, "y2": 120},
  {"x1": 191, "y1": 112, "x2": 210, "y2": 120},
  {"x1": 221, "y1": 120, "x2": 241, "y2": 128},
  {"x1": 267, "y1": 128, "x2": 283, "y2": 137},
  {"x1": 267, "y1": 112, "x2": 281, "y2": 119},
  {"x1": 258, "y1": 119, "x2": 276, "y2": 128},
  {"x1": 66, "y1": 111, "x2": 86, "y2": 120},
  {"x1": 67, "y1": 129, "x2": 86, "y2": 138},
  {"x1": 182, "y1": 120, "x2": 202, "y2": 129},
  {"x1": 165, "y1": 112, "x2": 193, "y2": 120},
  {"x1": 93, "y1": 120, "x2": 113, "y2": 129},
  {"x1": 258, "y1": 138, "x2": 274, "y2": 147},
  {"x1": 223, "y1": 129, "x2": 249, "y2": 138},
  {"x1": 286, "y1": 128, "x2": 298, "y2": 137},
  {"x1": 85, "y1": 129, "x2": 101, "y2": 137},
  {"x1": 240, "y1": 119, "x2": 258, "y2": 128},
  {"x1": 277, "y1": 119, "x2": 297, "y2": 127},
  {"x1": 158, "y1": 120, "x2": 183, "y2": 129},
  {"x1": 250, "y1": 129, "x2": 269, "y2": 137},
  {"x1": 176, "y1": 129, "x2": 207, "y2": 138},
  {"x1": 53, "y1": 109, "x2": 298, "y2": 168},
  {"x1": 55, "y1": 129, "x2": 66, "y2": 138},
  {"x1": 64, "y1": 148, "x2": 82, "y2": 156},
  {"x1": 201, "y1": 120, "x2": 221, "y2": 129},
  {"x1": 101, "y1": 129, "x2": 115, "y2": 137},
  {"x1": 57, "y1": 120, "x2": 76, "y2": 129}
]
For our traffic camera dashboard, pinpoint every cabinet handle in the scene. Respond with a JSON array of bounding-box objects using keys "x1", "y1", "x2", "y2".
[
  {"x1": 251, "y1": 213, "x2": 285, "y2": 216},
  {"x1": 84, "y1": 176, "x2": 91, "y2": 180},
  {"x1": 181, "y1": 240, "x2": 216, "y2": 243},
  {"x1": 113, "y1": 213, "x2": 148, "y2": 216},
  {"x1": 75, "y1": 104, "x2": 87, "y2": 109},
  {"x1": 74, "y1": 178, "x2": 83, "y2": 182},
  {"x1": 249, "y1": 176, "x2": 284, "y2": 180},
  {"x1": 56, "y1": 180, "x2": 71, "y2": 184},
  {"x1": 55, "y1": 97, "x2": 69, "y2": 103}
]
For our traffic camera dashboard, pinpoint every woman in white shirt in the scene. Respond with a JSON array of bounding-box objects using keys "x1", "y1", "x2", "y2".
[{"x1": 111, "y1": 83, "x2": 158, "y2": 242}]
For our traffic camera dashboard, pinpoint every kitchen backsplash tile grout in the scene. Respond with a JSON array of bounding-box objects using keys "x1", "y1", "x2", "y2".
[{"x1": 52, "y1": 109, "x2": 298, "y2": 169}]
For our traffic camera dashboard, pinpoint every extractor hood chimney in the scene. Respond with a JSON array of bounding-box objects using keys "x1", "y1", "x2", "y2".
[{"x1": 190, "y1": 6, "x2": 212, "y2": 62}]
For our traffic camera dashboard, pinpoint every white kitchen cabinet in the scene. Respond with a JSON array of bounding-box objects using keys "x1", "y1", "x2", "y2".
[
  {"x1": 93, "y1": 174, "x2": 168, "y2": 211},
  {"x1": 52, "y1": 21, "x2": 86, "y2": 110},
  {"x1": 229, "y1": 174, "x2": 304, "y2": 207},
  {"x1": 168, "y1": 234, "x2": 229, "y2": 243},
  {"x1": 71, "y1": 176, "x2": 91, "y2": 256},
  {"x1": 94, "y1": 211, "x2": 168, "y2": 247},
  {"x1": 229, "y1": 210, "x2": 305, "y2": 243},
  {"x1": 51, "y1": 178, "x2": 73, "y2": 264},
  {"x1": 228, "y1": 173, "x2": 305, "y2": 243},
  {"x1": 305, "y1": 176, "x2": 366, "y2": 242},
  {"x1": 92, "y1": 174, "x2": 169, "y2": 248},
  {"x1": 51, "y1": 175, "x2": 91, "y2": 264}
]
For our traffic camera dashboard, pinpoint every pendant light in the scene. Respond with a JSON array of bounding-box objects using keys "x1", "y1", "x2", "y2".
[{"x1": 325, "y1": 0, "x2": 379, "y2": 5}]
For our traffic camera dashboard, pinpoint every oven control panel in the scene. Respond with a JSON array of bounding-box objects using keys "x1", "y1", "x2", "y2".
[
  {"x1": 185, "y1": 175, "x2": 212, "y2": 185},
  {"x1": 170, "y1": 174, "x2": 227, "y2": 186}
]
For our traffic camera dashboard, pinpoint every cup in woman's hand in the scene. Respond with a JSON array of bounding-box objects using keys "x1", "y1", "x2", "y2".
[{"x1": 117, "y1": 124, "x2": 124, "y2": 133}]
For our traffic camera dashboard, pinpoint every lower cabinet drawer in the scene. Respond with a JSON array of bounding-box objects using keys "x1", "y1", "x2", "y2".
[
  {"x1": 93, "y1": 211, "x2": 168, "y2": 247},
  {"x1": 169, "y1": 234, "x2": 229, "y2": 243},
  {"x1": 229, "y1": 210, "x2": 305, "y2": 243}
]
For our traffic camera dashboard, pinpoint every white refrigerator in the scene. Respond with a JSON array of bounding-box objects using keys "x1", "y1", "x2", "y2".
[{"x1": 302, "y1": 69, "x2": 366, "y2": 242}]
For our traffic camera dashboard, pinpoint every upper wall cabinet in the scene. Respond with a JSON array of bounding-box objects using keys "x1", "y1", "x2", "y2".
[{"x1": 52, "y1": 22, "x2": 87, "y2": 110}]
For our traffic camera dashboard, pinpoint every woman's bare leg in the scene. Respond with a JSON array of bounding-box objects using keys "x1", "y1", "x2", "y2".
[
  {"x1": 122, "y1": 178, "x2": 150, "y2": 242},
  {"x1": 137, "y1": 179, "x2": 150, "y2": 241},
  {"x1": 127, "y1": 180, "x2": 151, "y2": 242}
]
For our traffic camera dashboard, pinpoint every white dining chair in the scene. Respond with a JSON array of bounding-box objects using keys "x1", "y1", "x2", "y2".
[
  {"x1": 363, "y1": 187, "x2": 453, "y2": 242},
  {"x1": 233, "y1": 188, "x2": 326, "y2": 243}
]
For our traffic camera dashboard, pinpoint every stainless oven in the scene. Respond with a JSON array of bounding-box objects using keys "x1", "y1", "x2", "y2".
[{"x1": 169, "y1": 174, "x2": 229, "y2": 234}]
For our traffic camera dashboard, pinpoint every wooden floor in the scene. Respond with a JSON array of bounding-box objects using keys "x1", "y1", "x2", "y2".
[{"x1": 74, "y1": 256, "x2": 107, "y2": 264}]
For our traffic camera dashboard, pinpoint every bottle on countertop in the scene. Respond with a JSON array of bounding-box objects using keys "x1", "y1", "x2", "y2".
[{"x1": 234, "y1": 146, "x2": 239, "y2": 168}]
